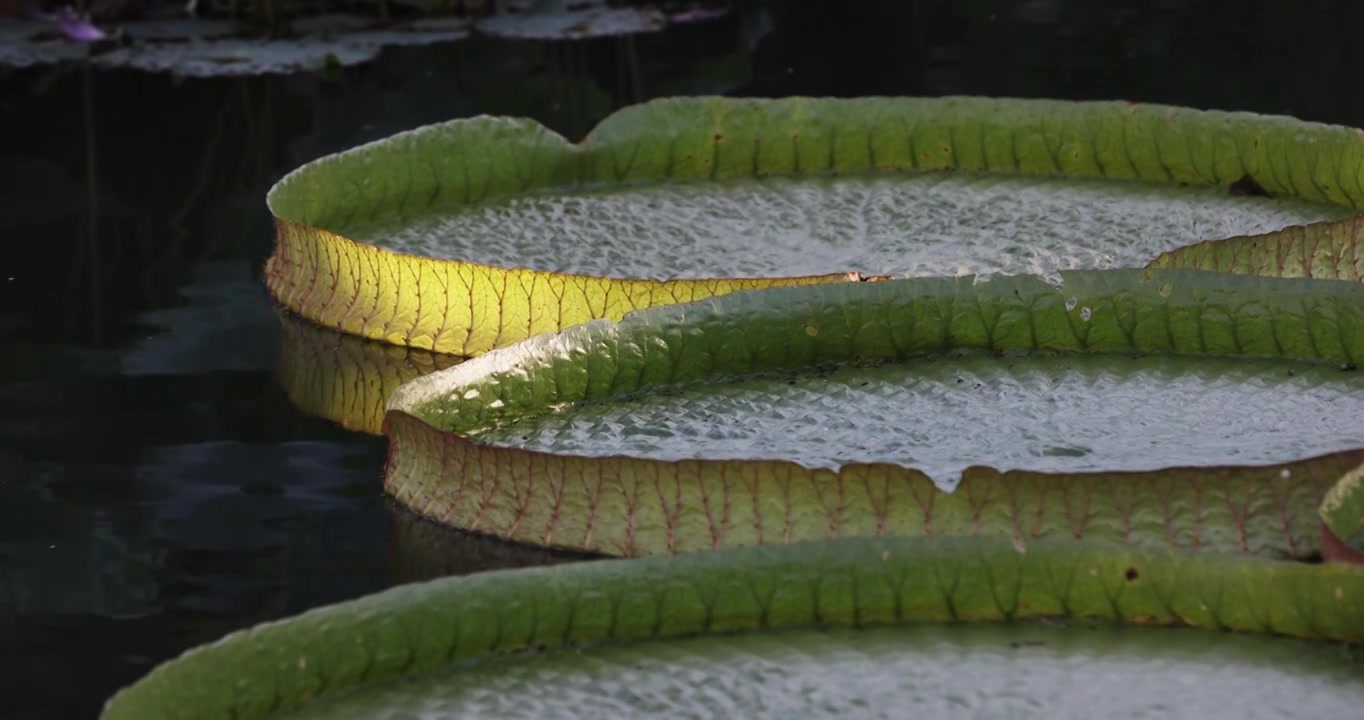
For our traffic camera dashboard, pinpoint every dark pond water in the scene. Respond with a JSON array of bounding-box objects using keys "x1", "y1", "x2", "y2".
[{"x1": 3, "y1": 2, "x2": 1364, "y2": 717}]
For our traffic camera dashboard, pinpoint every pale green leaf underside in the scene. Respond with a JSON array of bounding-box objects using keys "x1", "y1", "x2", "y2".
[
  {"x1": 352, "y1": 172, "x2": 1348, "y2": 281},
  {"x1": 472, "y1": 353, "x2": 1364, "y2": 485},
  {"x1": 278, "y1": 625, "x2": 1364, "y2": 720}
]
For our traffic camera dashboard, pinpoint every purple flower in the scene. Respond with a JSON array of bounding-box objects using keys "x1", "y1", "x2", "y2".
[{"x1": 30, "y1": 5, "x2": 108, "y2": 42}]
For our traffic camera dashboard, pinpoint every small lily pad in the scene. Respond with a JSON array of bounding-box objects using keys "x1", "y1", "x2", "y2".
[
  {"x1": 0, "y1": 15, "x2": 470, "y2": 75},
  {"x1": 0, "y1": 20, "x2": 89, "y2": 66},
  {"x1": 343, "y1": 19, "x2": 472, "y2": 48},
  {"x1": 117, "y1": 18, "x2": 240, "y2": 41},
  {"x1": 476, "y1": 6, "x2": 668, "y2": 39},
  {"x1": 290, "y1": 13, "x2": 376, "y2": 36},
  {"x1": 664, "y1": 5, "x2": 731, "y2": 24},
  {"x1": 90, "y1": 37, "x2": 381, "y2": 77}
]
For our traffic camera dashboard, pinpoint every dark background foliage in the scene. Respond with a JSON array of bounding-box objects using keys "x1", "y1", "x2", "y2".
[{"x1": 1, "y1": 1, "x2": 1362, "y2": 717}]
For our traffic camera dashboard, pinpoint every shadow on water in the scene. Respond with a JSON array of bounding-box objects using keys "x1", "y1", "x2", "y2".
[{"x1": 2, "y1": 2, "x2": 1363, "y2": 717}]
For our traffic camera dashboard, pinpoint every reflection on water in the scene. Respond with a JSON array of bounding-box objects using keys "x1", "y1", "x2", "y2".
[
  {"x1": 4, "y1": 3, "x2": 1364, "y2": 717},
  {"x1": 387, "y1": 501, "x2": 597, "y2": 585},
  {"x1": 2, "y1": 458, "x2": 163, "y2": 620},
  {"x1": 276, "y1": 310, "x2": 466, "y2": 436}
]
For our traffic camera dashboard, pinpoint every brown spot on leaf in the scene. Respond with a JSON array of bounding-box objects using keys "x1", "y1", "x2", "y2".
[
  {"x1": 1124, "y1": 567, "x2": 1139, "y2": 582},
  {"x1": 1228, "y1": 174, "x2": 1270, "y2": 197}
]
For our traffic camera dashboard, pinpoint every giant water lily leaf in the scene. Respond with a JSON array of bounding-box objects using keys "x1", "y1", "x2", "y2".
[
  {"x1": 382, "y1": 268, "x2": 1364, "y2": 557},
  {"x1": 98, "y1": 535, "x2": 1364, "y2": 720},
  {"x1": 276, "y1": 310, "x2": 466, "y2": 435},
  {"x1": 264, "y1": 96, "x2": 1364, "y2": 355}
]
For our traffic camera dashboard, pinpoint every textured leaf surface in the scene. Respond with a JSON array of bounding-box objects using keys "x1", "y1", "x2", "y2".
[
  {"x1": 472, "y1": 353, "x2": 1364, "y2": 481},
  {"x1": 382, "y1": 268, "x2": 1364, "y2": 556},
  {"x1": 265, "y1": 96, "x2": 1364, "y2": 354},
  {"x1": 350, "y1": 172, "x2": 1346, "y2": 281},
  {"x1": 1148, "y1": 215, "x2": 1364, "y2": 280},
  {"x1": 99, "y1": 536, "x2": 1364, "y2": 720},
  {"x1": 280, "y1": 625, "x2": 1364, "y2": 719}
]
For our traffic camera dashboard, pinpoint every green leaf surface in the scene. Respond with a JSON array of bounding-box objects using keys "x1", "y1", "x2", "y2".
[{"x1": 99, "y1": 535, "x2": 1364, "y2": 720}]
